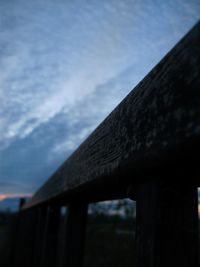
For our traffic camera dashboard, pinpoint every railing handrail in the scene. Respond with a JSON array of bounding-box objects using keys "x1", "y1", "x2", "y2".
[{"x1": 24, "y1": 21, "x2": 200, "y2": 210}]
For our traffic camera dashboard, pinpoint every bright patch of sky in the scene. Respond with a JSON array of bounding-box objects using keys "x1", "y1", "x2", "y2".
[{"x1": 0, "y1": 0, "x2": 199, "y2": 196}]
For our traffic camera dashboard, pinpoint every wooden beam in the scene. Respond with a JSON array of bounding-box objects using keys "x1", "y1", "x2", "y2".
[
  {"x1": 135, "y1": 178, "x2": 199, "y2": 267},
  {"x1": 25, "y1": 21, "x2": 200, "y2": 209}
]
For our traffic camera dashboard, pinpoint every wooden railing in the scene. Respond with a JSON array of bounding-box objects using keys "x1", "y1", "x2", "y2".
[{"x1": 11, "y1": 21, "x2": 200, "y2": 267}]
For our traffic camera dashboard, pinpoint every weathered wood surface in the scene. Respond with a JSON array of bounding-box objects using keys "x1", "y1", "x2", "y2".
[
  {"x1": 135, "y1": 178, "x2": 199, "y2": 267},
  {"x1": 25, "y1": 21, "x2": 200, "y2": 209}
]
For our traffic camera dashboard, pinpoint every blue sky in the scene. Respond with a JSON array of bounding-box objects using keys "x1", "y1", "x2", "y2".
[{"x1": 0, "y1": 0, "x2": 199, "y2": 200}]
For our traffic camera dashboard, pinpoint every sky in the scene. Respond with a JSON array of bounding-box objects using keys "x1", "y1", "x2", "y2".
[{"x1": 0, "y1": 0, "x2": 200, "y2": 204}]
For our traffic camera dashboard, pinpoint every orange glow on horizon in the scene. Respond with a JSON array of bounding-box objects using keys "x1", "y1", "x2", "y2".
[
  {"x1": 0, "y1": 193, "x2": 32, "y2": 202},
  {"x1": 198, "y1": 204, "x2": 200, "y2": 216},
  {"x1": 0, "y1": 195, "x2": 8, "y2": 201}
]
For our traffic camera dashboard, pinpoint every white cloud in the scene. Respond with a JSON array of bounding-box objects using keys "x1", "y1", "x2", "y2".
[
  {"x1": 51, "y1": 125, "x2": 94, "y2": 156},
  {"x1": 1, "y1": 1, "x2": 199, "y2": 149},
  {"x1": 1, "y1": 0, "x2": 139, "y2": 149}
]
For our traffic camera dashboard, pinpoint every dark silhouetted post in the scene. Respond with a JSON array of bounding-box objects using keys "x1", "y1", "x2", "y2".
[
  {"x1": 40, "y1": 205, "x2": 61, "y2": 267},
  {"x1": 13, "y1": 209, "x2": 38, "y2": 267},
  {"x1": 19, "y1": 197, "x2": 26, "y2": 211},
  {"x1": 136, "y1": 179, "x2": 199, "y2": 267},
  {"x1": 62, "y1": 203, "x2": 88, "y2": 267},
  {"x1": 32, "y1": 206, "x2": 48, "y2": 267}
]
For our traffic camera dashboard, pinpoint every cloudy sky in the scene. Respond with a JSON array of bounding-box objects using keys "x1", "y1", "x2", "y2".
[{"x1": 0, "y1": 0, "x2": 199, "y2": 201}]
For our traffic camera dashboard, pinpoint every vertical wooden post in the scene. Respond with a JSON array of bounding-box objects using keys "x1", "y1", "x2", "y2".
[
  {"x1": 136, "y1": 179, "x2": 199, "y2": 267},
  {"x1": 62, "y1": 202, "x2": 88, "y2": 267},
  {"x1": 19, "y1": 198, "x2": 26, "y2": 211},
  {"x1": 9, "y1": 212, "x2": 20, "y2": 267},
  {"x1": 13, "y1": 209, "x2": 38, "y2": 267},
  {"x1": 32, "y1": 206, "x2": 48, "y2": 267},
  {"x1": 40, "y1": 205, "x2": 61, "y2": 267}
]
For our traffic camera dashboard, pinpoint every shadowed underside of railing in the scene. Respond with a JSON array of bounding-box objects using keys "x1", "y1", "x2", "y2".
[{"x1": 11, "y1": 21, "x2": 200, "y2": 267}]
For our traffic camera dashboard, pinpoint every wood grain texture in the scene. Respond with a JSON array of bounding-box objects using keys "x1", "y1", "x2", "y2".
[{"x1": 25, "y1": 21, "x2": 200, "y2": 209}]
